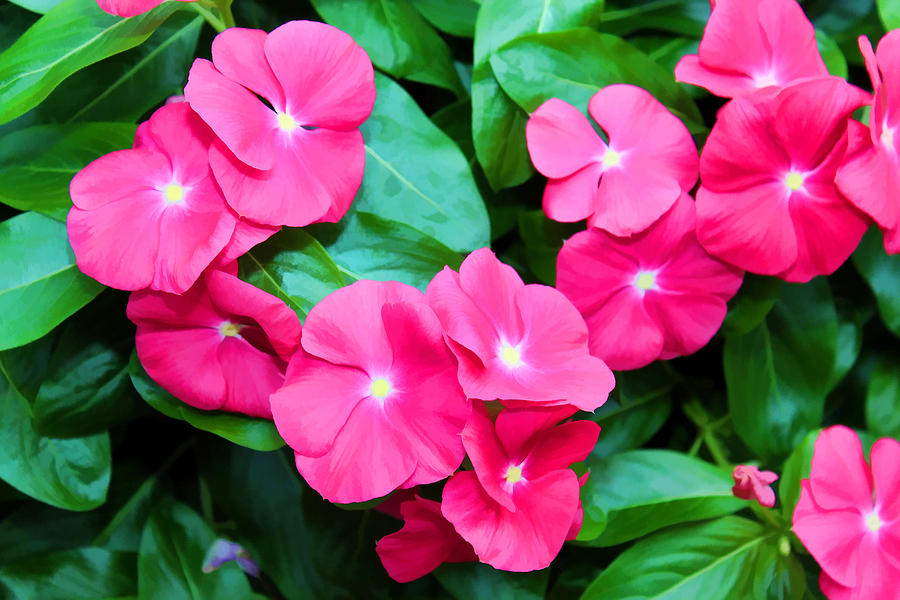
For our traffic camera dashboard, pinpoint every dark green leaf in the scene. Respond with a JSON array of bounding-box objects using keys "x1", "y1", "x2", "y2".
[
  {"x1": 853, "y1": 227, "x2": 900, "y2": 337},
  {"x1": 866, "y1": 354, "x2": 900, "y2": 438},
  {"x1": 434, "y1": 562, "x2": 549, "y2": 600},
  {"x1": 816, "y1": 29, "x2": 848, "y2": 79},
  {"x1": 0, "y1": 122, "x2": 135, "y2": 220},
  {"x1": 0, "y1": 212, "x2": 105, "y2": 351},
  {"x1": 579, "y1": 449, "x2": 744, "y2": 545},
  {"x1": 879, "y1": 0, "x2": 900, "y2": 28},
  {"x1": 137, "y1": 499, "x2": 255, "y2": 600},
  {"x1": 411, "y1": 0, "x2": 478, "y2": 37},
  {"x1": 582, "y1": 517, "x2": 804, "y2": 600},
  {"x1": 0, "y1": 548, "x2": 136, "y2": 599},
  {"x1": 0, "y1": 503, "x2": 108, "y2": 565},
  {"x1": 0, "y1": 0, "x2": 184, "y2": 125},
  {"x1": 778, "y1": 430, "x2": 818, "y2": 523},
  {"x1": 359, "y1": 72, "x2": 489, "y2": 252},
  {"x1": 128, "y1": 352, "x2": 284, "y2": 452},
  {"x1": 724, "y1": 279, "x2": 838, "y2": 461},
  {"x1": 309, "y1": 0, "x2": 463, "y2": 95},
  {"x1": 516, "y1": 210, "x2": 580, "y2": 285},
  {"x1": 1, "y1": 5, "x2": 39, "y2": 54},
  {"x1": 722, "y1": 275, "x2": 783, "y2": 337},
  {"x1": 597, "y1": 0, "x2": 710, "y2": 36}
]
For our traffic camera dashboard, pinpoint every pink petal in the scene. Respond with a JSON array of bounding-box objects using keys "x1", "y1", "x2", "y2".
[
  {"x1": 837, "y1": 122, "x2": 900, "y2": 231},
  {"x1": 644, "y1": 291, "x2": 729, "y2": 358},
  {"x1": 525, "y1": 98, "x2": 605, "y2": 178},
  {"x1": 140, "y1": 103, "x2": 216, "y2": 185},
  {"x1": 556, "y1": 228, "x2": 640, "y2": 313},
  {"x1": 860, "y1": 36, "x2": 881, "y2": 90},
  {"x1": 590, "y1": 166, "x2": 682, "y2": 236},
  {"x1": 460, "y1": 401, "x2": 515, "y2": 512},
  {"x1": 217, "y1": 336, "x2": 284, "y2": 419},
  {"x1": 426, "y1": 267, "x2": 496, "y2": 360},
  {"x1": 522, "y1": 420, "x2": 600, "y2": 479},
  {"x1": 542, "y1": 163, "x2": 604, "y2": 223},
  {"x1": 457, "y1": 248, "x2": 525, "y2": 343},
  {"x1": 494, "y1": 405, "x2": 578, "y2": 459},
  {"x1": 582, "y1": 287, "x2": 664, "y2": 371},
  {"x1": 264, "y1": 20, "x2": 375, "y2": 129},
  {"x1": 674, "y1": 54, "x2": 758, "y2": 98},
  {"x1": 695, "y1": 0, "x2": 771, "y2": 80},
  {"x1": 211, "y1": 27, "x2": 286, "y2": 112},
  {"x1": 756, "y1": 0, "x2": 827, "y2": 84},
  {"x1": 809, "y1": 426, "x2": 874, "y2": 513},
  {"x1": 69, "y1": 148, "x2": 171, "y2": 211},
  {"x1": 126, "y1": 283, "x2": 223, "y2": 330},
  {"x1": 871, "y1": 437, "x2": 900, "y2": 522},
  {"x1": 95, "y1": 0, "x2": 167, "y2": 17},
  {"x1": 216, "y1": 218, "x2": 281, "y2": 265}
]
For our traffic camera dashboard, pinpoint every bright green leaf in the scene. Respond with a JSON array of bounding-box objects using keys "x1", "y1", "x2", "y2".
[
  {"x1": 779, "y1": 430, "x2": 819, "y2": 523},
  {"x1": 879, "y1": 0, "x2": 900, "y2": 28},
  {"x1": 866, "y1": 355, "x2": 900, "y2": 438},
  {"x1": 853, "y1": 227, "x2": 900, "y2": 338},
  {"x1": 816, "y1": 29, "x2": 848, "y2": 79},
  {"x1": 0, "y1": 548, "x2": 136, "y2": 599},
  {"x1": 8, "y1": 0, "x2": 65, "y2": 14},
  {"x1": 411, "y1": 0, "x2": 478, "y2": 37},
  {"x1": 516, "y1": 210, "x2": 580, "y2": 285}
]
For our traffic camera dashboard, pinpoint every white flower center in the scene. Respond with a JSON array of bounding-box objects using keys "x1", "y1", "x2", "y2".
[
  {"x1": 163, "y1": 184, "x2": 184, "y2": 204},
  {"x1": 219, "y1": 322, "x2": 242, "y2": 337},
  {"x1": 370, "y1": 377, "x2": 391, "y2": 398},
  {"x1": 276, "y1": 112, "x2": 297, "y2": 132},
  {"x1": 865, "y1": 511, "x2": 883, "y2": 532},
  {"x1": 602, "y1": 149, "x2": 621, "y2": 168},
  {"x1": 634, "y1": 271, "x2": 657, "y2": 291},
  {"x1": 499, "y1": 344, "x2": 521, "y2": 368}
]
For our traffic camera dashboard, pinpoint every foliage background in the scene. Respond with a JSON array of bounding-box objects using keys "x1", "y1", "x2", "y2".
[{"x1": 0, "y1": 0, "x2": 899, "y2": 598}]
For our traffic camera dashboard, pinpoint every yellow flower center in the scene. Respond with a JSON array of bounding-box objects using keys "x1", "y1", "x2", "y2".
[
  {"x1": 163, "y1": 184, "x2": 184, "y2": 203},
  {"x1": 277, "y1": 112, "x2": 297, "y2": 131},
  {"x1": 219, "y1": 322, "x2": 241, "y2": 337},
  {"x1": 785, "y1": 172, "x2": 804, "y2": 191},
  {"x1": 500, "y1": 345, "x2": 521, "y2": 368},
  {"x1": 635, "y1": 272, "x2": 656, "y2": 291},
  {"x1": 370, "y1": 378, "x2": 391, "y2": 398},
  {"x1": 602, "y1": 149, "x2": 621, "y2": 167},
  {"x1": 505, "y1": 465, "x2": 522, "y2": 484},
  {"x1": 865, "y1": 512, "x2": 883, "y2": 532}
]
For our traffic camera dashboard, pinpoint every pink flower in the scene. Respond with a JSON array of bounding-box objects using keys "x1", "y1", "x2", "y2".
[
  {"x1": 441, "y1": 402, "x2": 598, "y2": 571},
  {"x1": 525, "y1": 85, "x2": 697, "y2": 236},
  {"x1": 836, "y1": 33, "x2": 900, "y2": 254},
  {"x1": 696, "y1": 77, "x2": 872, "y2": 282},
  {"x1": 127, "y1": 263, "x2": 301, "y2": 419},
  {"x1": 185, "y1": 22, "x2": 375, "y2": 227},
  {"x1": 675, "y1": 0, "x2": 828, "y2": 98},
  {"x1": 68, "y1": 103, "x2": 238, "y2": 294},
  {"x1": 270, "y1": 280, "x2": 469, "y2": 503},
  {"x1": 557, "y1": 194, "x2": 743, "y2": 371},
  {"x1": 793, "y1": 426, "x2": 900, "y2": 599},
  {"x1": 731, "y1": 465, "x2": 778, "y2": 508},
  {"x1": 376, "y1": 495, "x2": 476, "y2": 583},
  {"x1": 425, "y1": 248, "x2": 614, "y2": 411},
  {"x1": 95, "y1": 0, "x2": 192, "y2": 17}
]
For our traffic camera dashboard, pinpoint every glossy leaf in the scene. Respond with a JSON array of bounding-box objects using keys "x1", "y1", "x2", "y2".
[
  {"x1": 579, "y1": 449, "x2": 744, "y2": 545},
  {"x1": 853, "y1": 227, "x2": 900, "y2": 338},
  {"x1": 0, "y1": 122, "x2": 135, "y2": 221},
  {"x1": 0, "y1": 548, "x2": 136, "y2": 599},
  {"x1": 517, "y1": 210, "x2": 580, "y2": 285},
  {"x1": 722, "y1": 275, "x2": 783, "y2": 337},
  {"x1": 435, "y1": 562, "x2": 549, "y2": 600},
  {"x1": 878, "y1": 0, "x2": 900, "y2": 31},
  {"x1": 596, "y1": 0, "x2": 709, "y2": 36},
  {"x1": 0, "y1": 211, "x2": 105, "y2": 350},
  {"x1": 724, "y1": 279, "x2": 838, "y2": 461},
  {"x1": 128, "y1": 352, "x2": 285, "y2": 452},
  {"x1": 411, "y1": 0, "x2": 478, "y2": 37},
  {"x1": 359, "y1": 72, "x2": 489, "y2": 253},
  {"x1": 137, "y1": 499, "x2": 255, "y2": 600},
  {"x1": 816, "y1": 29, "x2": 848, "y2": 79},
  {"x1": 865, "y1": 354, "x2": 900, "y2": 439},
  {"x1": 8, "y1": 0, "x2": 65, "y2": 13},
  {"x1": 778, "y1": 429, "x2": 818, "y2": 523},
  {"x1": 0, "y1": 0, "x2": 183, "y2": 125}
]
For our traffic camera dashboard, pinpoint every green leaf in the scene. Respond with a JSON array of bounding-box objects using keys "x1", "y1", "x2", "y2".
[
  {"x1": 0, "y1": 5, "x2": 39, "y2": 54},
  {"x1": 853, "y1": 227, "x2": 900, "y2": 338},
  {"x1": 816, "y1": 29, "x2": 848, "y2": 79},
  {"x1": 879, "y1": 0, "x2": 900, "y2": 28},
  {"x1": 0, "y1": 0, "x2": 184, "y2": 126},
  {"x1": 359, "y1": 72, "x2": 489, "y2": 253},
  {"x1": 579, "y1": 449, "x2": 744, "y2": 545},
  {"x1": 310, "y1": 211, "x2": 462, "y2": 290},
  {"x1": 137, "y1": 499, "x2": 255, "y2": 600},
  {"x1": 8, "y1": 0, "x2": 65, "y2": 14},
  {"x1": 128, "y1": 352, "x2": 285, "y2": 452},
  {"x1": 490, "y1": 28, "x2": 703, "y2": 128},
  {"x1": 0, "y1": 211, "x2": 105, "y2": 350},
  {"x1": 0, "y1": 548, "x2": 136, "y2": 599},
  {"x1": 582, "y1": 517, "x2": 805, "y2": 600},
  {"x1": 0, "y1": 122, "x2": 135, "y2": 221},
  {"x1": 309, "y1": 0, "x2": 463, "y2": 96},
  {"x1": 240, "y1": 227, "x2": 353, "y2": 321},
  {"x1": 0, "y1": 339, "x2": 111, "y2": 511},
  {"x1": 724, "y1": 279, "x2": 838, "y2": 461},
  {"x1": 596, "y1": 0, "x2": 710, "y2": 36},
  {"x1": 778, "y1": 429, "x2": 819, "y2": 523},
  {"x1": 866, "y1": 354, "x2": 900, "y2": 438},
  {"x1": 434, "y1": 562, "x2": 549, "y2": 600},
  {"x1": 722, "y1": 275, "x2": 783, "y2": 337},
  {"x1": 0, "y1": 503, "x2": 108, "y2": 565},
  {"x1": 411, "y1": 0, "x2": 478, "y2": 37},
  {"x1": 516, "y1": 210, "x2": 580, "y2": 285},
  {"x1": 33, "y1": 292, "x2": 137, "y2": 438}
]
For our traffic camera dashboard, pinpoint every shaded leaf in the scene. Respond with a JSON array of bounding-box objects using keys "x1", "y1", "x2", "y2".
[
  {"x1": 434, "y1": 562, "x2": 549, "y2": 600},
  {"x1": 411, "y1": 0, "x2": 478, "y2": 37},
  {"x1": 865, "y1": 354, "x2": 900, "y2": 439},
  {"x1": 0, "y1": 548, "x2": 136, "y2": 600},
  {"x1": 853, "y1": 227, "x2": 900, "y2": 338}
]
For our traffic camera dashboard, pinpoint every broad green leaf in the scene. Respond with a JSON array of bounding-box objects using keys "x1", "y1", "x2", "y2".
[
  {"x1": 724, "y1": 279, "x2": 838, "y2": 461},
  {"x1": 587, "y1": 363, "x2": 673, "y2": 459},
  {"x1": 866, "y1": 355, "x2": 900, "y2": 438},
  {"x1": 8, "y1": 0, "x2": 65, "y2": 13},
  {"x1": 853, "y1": 227, "x2": 900, "y2": 337},
  {"x1": 128, "y1": 352, "x2": 285, "y2": 452},
  {"x1": 359, "y1": 72, "x2": 489, "y2": 253},
  {"x1": 517, "y1": 210, "x2": 580, "y2": 285},
  {"x1": 0, "y1": 340, "x2": 111, "y2": 511},
  {"x1": 411, "y1": 0, "x2": 478, "y2": 37},
  {"x1": 310, "y1": 211, "x2": 462, "y2": 290},
  {"x1": 472, "y1": 0, "x2": 605, "y2": 189},
  {"x1": 816, "y1": 29, "x2": 848, "y2": 79},
  {"x1": 0, "y1": 0, "x2": 183, "y2": 125},
  {"x1": 1, "y1": 6, "x2": 39, "y2": 54},
  {"x1": 630, "y1": 35, "x2": 700, "y2": 82},
  {"x1": 722, "y1": 275, "x2": 783, "y2": 337},
  {"x1": 596, "y1": 0, "x2": 710, "y2": 36},
  {"x1": 240, "y1": 227, "x2": 352, "y2": 321},
  {"x1": 778, "y1": 430, "x2": 819, "y2": 523},
  {"x1": 0, "y1": 122, "x2": 135, "y2": 221},
  {"x1": 579, "y1": 449, "x2": 744, "y2": 545},
  {"x1": 33, "y1": 292, "x2": 137, "y2": 438},
  {"x1": 435, "y1": 563, "x2": 549, "y2": 600},
  {"x1": 0, "y1": 211, "x2": 105, "y2": 350},
  {"x1": 0, "y1": 548, "x2": 136, "y2": 599},
  {"x1": 0, "y1": 503, "x2": 108, "y2": 565},
  {"x1": 582, "y1": 517, "x2": 805, "y2": 600},
  {"x1": 137, "y1": 500, "x2": 254, "y2": 600},
  {"x1": 309, "y1": 0, "x2": 463, "y2": 95},
  {"x1": 879, "y1": 0, "x2": 900, "y2": 28},
  {"x1": 490, "y1": 28, "x2": 703, "y2": 128}
]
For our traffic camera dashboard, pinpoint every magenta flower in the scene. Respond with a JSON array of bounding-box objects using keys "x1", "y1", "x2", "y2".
[
  {"x1": 731, "y1": 465, "x2": 778, "y2": 508},
  {"x1": 557, "y1": 194, "x2": 743, "y2": 371},
  {"x1": 270, "y1": 280, "x2": 469, "y2": 504},
  {"x1": 837, "y1": 33, "x2": 900, "y2": 254},
  {"x1": 376, "y1": 495, "x2": 476, "y2": 583},
  {"x1": 441, "y1": 402, "x2": 598, "y2": 572},
  {"x1": 525, "y1": 85, "x2": 698, "y2": 236},
  {"x1": 68, "y1": 103, "x2": 238, "y2": 294},
  {"x1": 696, "y1": 77, "x2": 872, "y2": 282},
  {"x1": 127, "y1": 263, "x2": 301, "y2": 419},
  {"x1": 185, "y1": 22, "x2": 375, "y2": 227},
  {"x1": 793, "y1": 426, "x2": 900, "y2": 599},
  {"x1": 675, "y1": 0, "x2": 827, "y2": 98},
  {"x1": 425, "y1": 248, "x2": 614, "y2": 411},
  {"x1": 95, "y1": 0, "x2": 192, "y2": 17}
]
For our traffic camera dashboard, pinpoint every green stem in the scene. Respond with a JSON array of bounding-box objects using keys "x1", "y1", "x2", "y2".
[
  {"x1": 703, "y1": 428, "x2": 731, "y2": 469},
  {"x1": 218, "y1": 2, "x2": 236, "y2": 28},
  {"x1": 190, "y1": 3, "x2": 226, "y2": 31}
]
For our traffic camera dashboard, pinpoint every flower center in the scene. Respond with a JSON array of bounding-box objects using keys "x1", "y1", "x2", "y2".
[
  {"x1": 505, "y1": 465, "x2": 522, "y2": 484},
  {"x1": 163, "y1": 184, "x2": 184, "y2": 204},
  {"x1": 865, "y1": 512, "x2": 883, "y2": 532},
  {"x1": 755, "y1": 72, "x2": 779, "y2": 88},
  {"x1": 370, "y1": 378, "x2": 391, "y2": 398},
  {"x1": 882, "y1": 126, "x2": 894, "y2": 149},
  {"x1": 500, "y1": 345, "x2": 521, "y2": 368},
  {"x1": 276, "y1": 112, "x2": 297, "y2": 132},
  {"x1": 634, "y1": 271, "x2": 656, "y2": 291},
  {"x1": 784, "y1": 171, "x2": 805, "y2": 191},
  {"x1": 602, "y1": 149, "x2": 621, "y2": 168},
  {"x1": 219, "y1": 322, "x2": 242, "y2": 337}
]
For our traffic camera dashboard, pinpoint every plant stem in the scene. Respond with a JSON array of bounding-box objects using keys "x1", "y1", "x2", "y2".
[{"x1": 190, "y1": 3, "x2": 226, "y2": 32}]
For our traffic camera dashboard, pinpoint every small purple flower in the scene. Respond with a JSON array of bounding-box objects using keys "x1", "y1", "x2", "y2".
[{"x1": 202, "y1": 538, "x2": 260, "y2": 577}]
